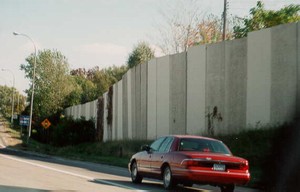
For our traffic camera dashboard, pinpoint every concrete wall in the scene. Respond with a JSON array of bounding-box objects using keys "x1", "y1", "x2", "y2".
[
  {"x1": 130, "y1": 67, "x2": 136, "y2": 139},
  {"x1": 169, "y1": 52, "x2": 187, "y2": 134},
  {"x1": 147, "y1": 59, "x2": 157, "y2": 139},
  {"x1": 103, "y1": 92, "x2": 108, "y2": 142},
  {"x1": 117, "y1": 80, "x2": 123, "y2": 140},
  {"x1": 246, "y1": 28, "x2": 272, "y2": 128},
  {"x1": 298, "y1": 22, "x2": 300, "y2": 117},
  {"x1": 156, "y1": 55, "x2": 170, "y2": 137},
  {"x1": 134, "y1": 64, "x2": 141, "y2": 139},
  {"x1": 112, "y1": 84, "x2": 118, "y2": 140},
  {"x1": 206, "y1": 42, "x2": 225, "y2": 135},
  {"x1": 224, "y1": 38, "x2": 247, "y2": 134},
  {"x1": 270, "y1": 23, "x2": 297, "y2": 124},
  {"x1": 64, "y1": 22, "x2": 300, "y2": 141},
  {"x1": 140, "y1": 62, "x2": 148, "y2": 139},
  {"x1": 122, "y1": 73, "x2": 128, "y2": 139},
  {"x1": 127, "y1": 69, "x2": 133, "y2": 139},
  {"x1": 187, "y1": 45, "x2": 206, "y2": 135}
]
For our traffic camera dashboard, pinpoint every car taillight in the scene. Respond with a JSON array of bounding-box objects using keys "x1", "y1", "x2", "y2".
[
  {"x1": 184, "y1": 160, "x2": 198, "y2": 167},
  {"x1": 239, "y1": 161, "x2": 249, "y2": 171}
]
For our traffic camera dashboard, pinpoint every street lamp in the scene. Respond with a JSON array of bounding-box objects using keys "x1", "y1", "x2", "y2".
[
  {"x1": 1, "y1": 69, "x2": 15, "y2": 123},
  {"x1": 13, "y1": 32, "x2": 37, "y2": 142}
]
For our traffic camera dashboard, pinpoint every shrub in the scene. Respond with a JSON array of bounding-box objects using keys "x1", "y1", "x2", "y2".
[
  {"x1": 31, "y1": 116, "x2": 96, "y2": 147},
  {"x1": 51, "y1": 117, "x2": 96, "y2": 146}
]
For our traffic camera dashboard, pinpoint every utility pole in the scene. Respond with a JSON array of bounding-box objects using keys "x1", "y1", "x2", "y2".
[{"x1": 222, "y1": 0, "x2": 228, "y2": 41}]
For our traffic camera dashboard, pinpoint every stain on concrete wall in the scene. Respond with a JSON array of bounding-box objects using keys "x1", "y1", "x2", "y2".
[{"x1": 206, "y1": 42, "x2": 225, "y2": 135}]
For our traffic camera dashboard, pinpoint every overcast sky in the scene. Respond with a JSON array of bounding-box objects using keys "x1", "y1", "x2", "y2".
[{"x1": 0, "y1": 0, "x2": 299, "y2": 94}]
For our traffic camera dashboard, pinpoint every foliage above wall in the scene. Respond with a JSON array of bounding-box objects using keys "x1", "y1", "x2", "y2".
[{"x1": 233, "y1": 1, "x2": 300, "y2": 38}]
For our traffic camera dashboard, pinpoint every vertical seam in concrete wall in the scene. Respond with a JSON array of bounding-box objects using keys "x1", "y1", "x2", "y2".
[
  {"x1": 146, "y1": 62, "x2": 148, "y2": 139},
  {"x1": 155, "y1": 59, "x2": 158, "y2": 139},
  {"x1": 205, "y1": 45, "x2": 208, "y2": 134},
  {"x1": 296, "y1": 22, "x2": 300, "y2": 119},
  {"x1": 223, "y1": 42, "x2": 227, "y2": 133},
  {"x1": 185, "y1": 51, "x2": 188, "y2": 134}
]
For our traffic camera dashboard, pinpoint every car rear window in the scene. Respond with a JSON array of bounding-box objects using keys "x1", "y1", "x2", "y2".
[{"x1": 179, "y1": 138, "x2": 231, "y2": 155}]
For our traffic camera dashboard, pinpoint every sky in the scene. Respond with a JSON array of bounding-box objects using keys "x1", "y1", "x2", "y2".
[{"x1": 0, "y1": 0, "x2": 299, "y2": 94}]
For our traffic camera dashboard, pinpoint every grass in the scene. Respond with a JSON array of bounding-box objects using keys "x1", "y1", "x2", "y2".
[{"x1": 20, "y1": 137, "x2": 151, "y2": 168}]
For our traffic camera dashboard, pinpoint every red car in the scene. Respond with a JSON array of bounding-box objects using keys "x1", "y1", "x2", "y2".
[{"x1": 128, "y1": 135, "x2": 250, "y2": 192}]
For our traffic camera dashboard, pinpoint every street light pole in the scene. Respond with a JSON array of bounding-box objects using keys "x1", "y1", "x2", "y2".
[
  {"x1": 1, "y1": 69, "x2": 15, "y2": 123},
  {"x1": 13, "y1": 32, "x2": 37, "y2": 142}
]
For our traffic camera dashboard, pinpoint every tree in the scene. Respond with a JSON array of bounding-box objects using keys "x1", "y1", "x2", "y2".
[
  {"x1": 0, "y1": 86, "x2": 26, "y2": 118},
  {"x1": 188, "y1": 14, "x2": 235, "y2": 46},
  {"x1": 127, "y1": 42, "x2": 155, "y2": 68},
  {"x1": 70, "y1": 65, "x2": 128, "y2": 104},
  {"x1": 155, "y1": 0, "x2": 200, "y2": 54},
  {"x1": 0, "y1": 85, "x2": 13, "y2": 118},
  {"x1": 21, "y1": 49, "x2": 75, "y2": 119},
  {"x1": 92, "y1": 65, "x2": 128, "y2": 96},
  {"x1": 233, "y1": 1, "x2": 300, "y2": 38},
  {"x1": 155, "y1": 1, "x2": 235, "y2": 54}
]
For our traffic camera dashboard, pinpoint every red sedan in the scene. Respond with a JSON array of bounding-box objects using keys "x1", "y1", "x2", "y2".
[{"x1": 128, "y1": 135, "x2": 250, "y2": 192}]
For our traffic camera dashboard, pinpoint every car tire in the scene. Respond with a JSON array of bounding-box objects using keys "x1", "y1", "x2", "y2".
[
  {"x1": 163, "y1": 166, "x2": 175, "y2": 189},
  {"x1": 220, "y1": 184, "x2": 235, "y2": 192},
  {"x1": 131, "y1": 161, "x2": 143, "y2": 184}
]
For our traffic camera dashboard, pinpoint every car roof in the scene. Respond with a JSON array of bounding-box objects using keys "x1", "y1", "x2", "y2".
[{"x1": 169, "y1": 135, "x2": 221, "y2": 142}]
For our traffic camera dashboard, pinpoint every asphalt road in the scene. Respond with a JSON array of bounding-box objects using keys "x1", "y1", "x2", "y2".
[{"x1": 0, "y1": 125, "x2": 260, "y2": 192}]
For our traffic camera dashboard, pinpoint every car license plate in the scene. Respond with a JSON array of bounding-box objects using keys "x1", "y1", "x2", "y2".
[{"x1": 213, "y1": 164, "x2": 226, "y2": 171}]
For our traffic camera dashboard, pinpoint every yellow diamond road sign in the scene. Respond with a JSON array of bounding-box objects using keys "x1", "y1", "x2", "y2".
[{"x1": 42, "y1": 119, "x2": 51, "y2": 129}]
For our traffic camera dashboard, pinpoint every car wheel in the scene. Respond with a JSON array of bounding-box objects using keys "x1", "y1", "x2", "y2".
[
  {"x1": 220, "y1": 184, "x2": 235, "y2": 192},
  {"x1": 163, "y1": 166, "x2": 175, "y2": 189},
  {"x1": 131, "y1": 161, "x2": 143, "y2": 183}
]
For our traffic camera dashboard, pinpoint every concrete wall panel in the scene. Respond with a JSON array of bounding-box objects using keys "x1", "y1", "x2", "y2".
[
  {"x1": 130, "y1": 67, "x2": 136, "y2": 139},
  {"x1": 246, "y1": 28, "x2": 271, "y2": 127},
  {"x1": 170, "y1": 52, "x2": 187, "y2": 134},
  {"x1": 112, "y1": 84, "x2": 118, "y2": 140},
  {"x1": 140, "y1": 63, "x2": 148, "y2": 139},
  {"x1": 147, "y1": 59, "x2": 157, "y2": 139},
  {"x1": 135, "y1": 65, "x2": 141, "y2": 139},
  {"x1": 298, "y1": 22, "x2": 300, "y2": 117},
  {"x1": 187, "y1": 45, "x2": 206, "y2": 135},
  {"x1": 156, "y1": 56, "x2": 170, "y2": 136},
  {"x1": 122, "y1": 73, "x2": 128, "y2": 139},
  {"x1": 270, "y1": 23, "x2": 297, "y2": 124},
  {"x1": 206, "y1": 42, "x2": 225, "y2": 135},
  {"x1": 117, "y1": 80, "x2": 123, "y2": 140},
  {"x1": 103, "y1": 92, "x2": 108, "y2": 142},
  {"x1": 127, "y1": 70, "x2": 133, "y2": 139},
  {"x1": 225, "y1": 38, "x2": 247, "y2": 134}
]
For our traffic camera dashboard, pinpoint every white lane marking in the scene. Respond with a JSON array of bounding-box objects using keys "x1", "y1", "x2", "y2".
[{"x1": 0, "y1": 153, "x2": 137, "y2": 190}]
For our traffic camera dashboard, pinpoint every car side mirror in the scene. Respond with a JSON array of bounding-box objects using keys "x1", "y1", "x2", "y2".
[{"x1": 141, "y1": 145, "x2": 150, "y2": 152}]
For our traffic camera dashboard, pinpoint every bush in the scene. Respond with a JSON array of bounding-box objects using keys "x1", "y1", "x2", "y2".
[
  {"x1": 31, "y1": 116, "x2": 96, "y2": 147},
  {"x1": 51, "y1": 117, "x2": 96, "y2": 146}
]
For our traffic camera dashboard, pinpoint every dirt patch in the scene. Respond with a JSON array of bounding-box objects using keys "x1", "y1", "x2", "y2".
[{"x1": 0, "y1": 121, "x2": 23, "y2": 147}]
